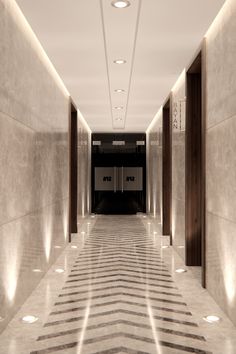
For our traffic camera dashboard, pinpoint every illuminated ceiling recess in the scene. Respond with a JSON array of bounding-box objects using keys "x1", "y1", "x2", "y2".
[{"x1": 16, "y1": 0, "x2": 225, "y2": 132}]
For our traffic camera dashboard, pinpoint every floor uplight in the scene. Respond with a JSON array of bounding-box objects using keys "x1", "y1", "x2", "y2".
[
  {"x1": 54, "y1": 268, "x2": 65, "y2": 274},
  {"x1": 203, "y1": 315, "x2": 221, "y2": 323},
  {"x1": 175, "y1": 268, "x2": 187, "y2": 273},
  {"x1": 21, "y1": 315, "x2": 38, "y2": 324}
]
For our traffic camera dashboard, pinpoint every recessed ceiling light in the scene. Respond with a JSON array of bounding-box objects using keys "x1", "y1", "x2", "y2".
[
  {"x1": 71, "y1": 245, "x2": 78, "y2": 249},
  {"x1": 115, "y1": 89, "x2": 125, "y2": 93},
  {"x1": 178, "y1": 246, "x2": 185, "y2": 249},
  {"x1": 55, "y1": 268, "x2": 65, "y2": 273},
  {"x1": 114, "y1": 59, "x2": 126, "y2": 64},
  {"x1": 54, "y1": 245, "x2": 61, "y2": 249},
  {"x1": 147, "y1": 222, "x2": 151, "y2": 225},
  {"x1": 0, "y1": 316, "x2": 5, "y2": 322},
  {"x1": 21, "y1": 315, "x2": 38, "y2": 324},
  {"x1": 81, "y1": 231, "x2": 86, "y2": 235},
  {"x1": 143, "y1": 216, "x2": 146, "y2": 218},
  {"x1": 114, "y1": 106, "x2": 123, "y2": 110},
  {"x1": 175, "y1": 268, "x2": 187, "y2": 273},
  {"x1": 87, "y1": 222, "x2": 91, "y2": 225},
  {"x1": 162, "y1": 246, "x2": 169, "y2": 249},
  {"x1": 115, "y1": 118, "x2": 123, "y2": 121},
  {"x1": 203, "y1": 315, "x2": 221, "y2": 323},
  {"x1": 153, "y1": 231, "x2": 157, "y2": 235},
  {"x1": 111, "y1": 0, "x2": 130, "y2": 9},
  {"x1": 32, "y1": 269, "x2": 42, "y2": 273}
]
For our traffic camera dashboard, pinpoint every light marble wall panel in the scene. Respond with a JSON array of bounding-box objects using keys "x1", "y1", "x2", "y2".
[
  {"x1": 77, "y1": 116, "x2": 91, "y2": 219},
  {"x1": 0, "y1": 0, "x2": 69, "y2": 331},
  {"x1": 147, "y1": 110, "x2": 162, "y2": 224},
  {"x1": 171, "y1": 73, "x2": 186, "y2": 259},
  {"x1": 206, "y1": 0, "x2": 236, "y2": 325}
]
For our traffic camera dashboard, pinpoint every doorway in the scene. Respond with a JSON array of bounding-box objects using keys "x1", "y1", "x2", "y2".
[
  {"x1": 92, "y1": 134, "x2": 146, "y2": 214},
  {"x1": 162, "y1": 98, "x2": 172, "y2": 242},
  {"x1": 185, "y1": 49, "x2": 206, "y2": 286},
  {"x1": 69, "y1": 101, "x2": 78, "y2": 239}
]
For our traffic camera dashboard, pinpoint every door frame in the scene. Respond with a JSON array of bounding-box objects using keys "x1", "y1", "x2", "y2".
[
  {"x1": 185, "y1": 41, "x2": 206, "y2": 287},
  {"x1": 162, "y1": 96, "x2": 172, "y2": 244},
  {"x1": 69, "y1": 99, "x2": 78, "y2": 241}
]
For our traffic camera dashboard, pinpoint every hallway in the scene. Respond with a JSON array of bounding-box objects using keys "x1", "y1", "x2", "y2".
[{"x1": 1, "y1": 215, "x2": 236, "y2": 354}]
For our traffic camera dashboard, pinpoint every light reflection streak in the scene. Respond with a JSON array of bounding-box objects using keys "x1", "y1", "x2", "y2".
[
  {"x1": 76, "y1": 290, "x2": 91, "y2": 354},
  {"x1": 3, "y1": 228, "x2": 22, "y2": 305},
  {"x1": 147, "y1": 299, "x2": 162, "y2": 354},
  {"x1": 43, "y1": 211, "x2": 53, "y2": 262}
]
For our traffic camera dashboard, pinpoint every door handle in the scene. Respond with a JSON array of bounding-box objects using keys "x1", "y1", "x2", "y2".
[
  {"x1": 114, "y1": 167, "x2": 116, "y2": 193},
  {"x1": 121, "y1": 166, "x2": 124, "y2": 193}
]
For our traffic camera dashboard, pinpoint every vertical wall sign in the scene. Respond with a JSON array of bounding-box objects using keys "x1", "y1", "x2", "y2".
[{"x1": 173, "y1": 98, "x2": 186, "y2": 131}]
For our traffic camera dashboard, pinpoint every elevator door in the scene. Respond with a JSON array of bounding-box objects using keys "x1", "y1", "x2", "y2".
[{"x1": 94, "y1": 167, "x2": 144, "y2": 214}]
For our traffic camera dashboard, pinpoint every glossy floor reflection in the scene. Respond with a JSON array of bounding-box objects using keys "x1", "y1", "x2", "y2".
[{"x1": 0, "y1": 215, "x2": 236, "y2": 354}]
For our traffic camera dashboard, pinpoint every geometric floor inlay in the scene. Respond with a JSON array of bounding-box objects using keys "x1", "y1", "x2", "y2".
[{"x1": 30, "y1": 216, "x2": 213, "y2": 354}]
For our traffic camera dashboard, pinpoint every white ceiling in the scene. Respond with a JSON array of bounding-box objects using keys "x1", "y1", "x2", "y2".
[{"x1": 16, "y1": 0, "x2": 225, "y2": 132}]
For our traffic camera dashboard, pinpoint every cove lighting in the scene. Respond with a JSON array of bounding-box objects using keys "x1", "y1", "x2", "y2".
[
  {"x1": 111, "y1": 0, "x2": 130, "y2": 8},
  {"x1": 54, "y1": 268, "x2": 65, "y2": 274},
  {"x1": 175, "y1": 268, "x2": 187, "y2": 273},
  {"x1": 203, "y1": 315, "x2": 221, "y2": 323},
  {"x1": 114, "y1": 59, "x2": 126, "y2": 64},
  {"x1": 115, "y1": 89, "x2": 125, "y2": 93},
  {"x1": 21, "y1": 315, "x2": 38, "y2": 324}
]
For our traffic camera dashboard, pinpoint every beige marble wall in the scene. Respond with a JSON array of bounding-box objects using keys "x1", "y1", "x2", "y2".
[
  {"x1": 0, "y1": 0, "x2": 70, "y2": 331},
  {"x1": 171, "y1": 72, "x2": 186, "y2": 260},
  {"x1": 146, "y1": 110, "x2": 162, "y2": 224},
  {"x1": 77, "y1": 114, "x2": 91, "y2": 219},
  {"x1": 205, "y1": 0, "x2": 236, "y2": 325}
]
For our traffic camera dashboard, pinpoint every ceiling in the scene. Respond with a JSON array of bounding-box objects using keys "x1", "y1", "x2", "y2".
[{"x1": 16, "y1": 0, "x2": 225, "y2": 132}]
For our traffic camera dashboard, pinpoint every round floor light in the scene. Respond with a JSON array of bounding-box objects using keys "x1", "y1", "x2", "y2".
[
  {"x1": 203, "y1": 315, "x2": 221, "y2": 323},
  {"x1": 54, "y1": 268, "x2": 65, "y2": 274},
  {"x1": 175, "y1": 268, "x2": 187, "y2": 273},
  {"x1": 21, "y1": 315, "x2": 38, "y2": 324}
]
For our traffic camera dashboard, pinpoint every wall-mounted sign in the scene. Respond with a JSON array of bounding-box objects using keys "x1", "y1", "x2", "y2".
[
  {"x1": 173, "y1": 98, "x2": 186, "y2": 132},
  {"x1": 112, "y1": 141, "x2": 125, "y2": 146},
  {"x1": 136, "y1": 141, "x2": 145, "y2": 146},
  {"x1": 93, "y1": 141, "x2": 101, "y2": 146}
]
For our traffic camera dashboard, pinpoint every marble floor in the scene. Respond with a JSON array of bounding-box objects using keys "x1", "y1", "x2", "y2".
[{"x1": 0, "y1": 215, "x2": 236, "y2": 354}]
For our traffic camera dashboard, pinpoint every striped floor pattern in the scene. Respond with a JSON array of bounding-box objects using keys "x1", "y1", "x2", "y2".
[{"x1": 30, "y1": 216, "x2": 212, "y2": 354}]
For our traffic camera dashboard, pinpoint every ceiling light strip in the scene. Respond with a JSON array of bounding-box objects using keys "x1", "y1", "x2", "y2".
[
  {"x1": 99, "y1": 0, "x2": 115, "y2": 131},
  {"x1": 123, "y1": 0, "x2": 142, "y2": 129}
]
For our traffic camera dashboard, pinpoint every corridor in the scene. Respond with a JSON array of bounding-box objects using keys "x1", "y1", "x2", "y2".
[{"x1": 1, "y1": 216, "x2": 236, "y2": 354}]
